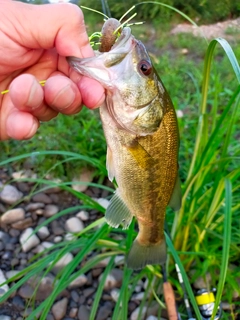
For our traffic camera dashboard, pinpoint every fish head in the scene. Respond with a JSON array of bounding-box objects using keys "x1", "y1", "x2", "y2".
[{"x1": 68, "y1": 27, "x2": 163, "y2": 135}]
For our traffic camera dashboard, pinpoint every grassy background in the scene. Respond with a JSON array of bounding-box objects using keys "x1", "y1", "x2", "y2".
[{"x1": 1, "y1": 2, "x2": 240, "y2": 319}]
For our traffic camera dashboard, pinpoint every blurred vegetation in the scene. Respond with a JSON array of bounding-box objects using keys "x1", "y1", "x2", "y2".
[{"x1": 79, "y1": 0, "x2": 240, "y2": 23}]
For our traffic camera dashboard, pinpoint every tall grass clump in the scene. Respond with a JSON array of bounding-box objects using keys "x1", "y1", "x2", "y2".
[{"x1": 0, "y1": 3, "x2": 240, "y2": 320}]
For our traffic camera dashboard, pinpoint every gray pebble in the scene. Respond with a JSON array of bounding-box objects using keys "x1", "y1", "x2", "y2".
[
  {"x1": 96, "y1": 305, "x2": 112, "y2": 320},
  {"x1": 78, "y1": 305, "x2": 90, "y2": 320},
  {"x1": 0, "y1": 231, "x2": 10, "y2": 243},
  {"x1": 0, "y1": 269, "x2": 9, "y2": 297},
  {"x1": 46, "y1": 314, "x2": 55, "y2": 320},
  {"x1": 83, "y1": 288, "x2": 95, "y2": 298},
  {"x1": 65, "y1": 217, "x2": 84, "y2": 233},
  {"x1": 0, "y1": 316, "x2": 11, "y2": 320},
  {"x1": 37, "y1": 226, "x2": 50, "y2": 240},
  {"x1": 20, "y1": 228, "x2": 40, "y2": 252},
  {"x1": 12, "y1": 295, "x2": 25, "y2": 310},
  {"x1": 2, "y1": 251, "x2": 12, "y2": 260},
  {"x1": 44, "y1": 204, "x2": 59, "y2": 217},
  {"x1": 52, "y1": 297, "x2": 68, "y2": 320},
  {"x1": 71, "y1": 290, "x2": 79, "y2": 303},
  {"x1": 32, "y1": 192, "x2": 52, "y2": 204},
  {"x1": 68, "y1": 275, "x2": 88, "y2": 289},
  {"x1": 25, "y1": 202, "x2": 45, "y2": 211},
  {"x1": 9, "y1": 228, "x2": 20, "y2": 237},
  {"x1": 5, "y1": 243, "x2": 14, "y2": 251},
  {"x1": 11, "y1": 258, "x2": 20, "y2": 267},
  {"x1": 0, "y1": 185, "x2": 23, "y2": 204}
]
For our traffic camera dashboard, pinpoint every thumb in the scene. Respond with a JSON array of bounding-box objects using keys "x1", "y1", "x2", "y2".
[{"x1": 3, "y1": 0, "x2": 93, "y2": 58}]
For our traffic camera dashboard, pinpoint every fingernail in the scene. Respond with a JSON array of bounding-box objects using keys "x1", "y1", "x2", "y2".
[
  {"x1": 27, "y1": 80, "x2": 42, "y2": 109},
  {"x1": 24, "y1": 118, "x2": 39, "y2": 139},
  {"x1": 51, "y1": 85, "x2": 76, "y2": 109}
]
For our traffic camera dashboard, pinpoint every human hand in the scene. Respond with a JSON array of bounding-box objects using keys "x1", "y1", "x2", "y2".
[{"x1": 0, "y1": 0, "x2": 105, "y2": 140}]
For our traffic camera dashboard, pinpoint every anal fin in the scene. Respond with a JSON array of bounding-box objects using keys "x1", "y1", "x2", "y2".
[{"x1": 105, "y1": 190, "x2": 133, "y2": 229}]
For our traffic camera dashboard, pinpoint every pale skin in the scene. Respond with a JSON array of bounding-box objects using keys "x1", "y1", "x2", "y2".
[{"x1": 0, "y1": 0, "x2": 105, "y2": 140}]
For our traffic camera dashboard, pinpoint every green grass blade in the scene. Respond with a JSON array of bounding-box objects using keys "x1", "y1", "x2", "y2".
[
  {"x1": 211, "y1": 179, "x2": 232, "y2": 319},
  {"x1": 89, "y1": 256, "x2": 114, "y2": 320},
  {"x1": 165, "y1": 232, "x2": 202, "y2": 320}
]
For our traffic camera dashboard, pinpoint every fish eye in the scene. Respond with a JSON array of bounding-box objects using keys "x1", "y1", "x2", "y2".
[{"x1": 138, "y1": 60, "x2": 152, "y2": 76}]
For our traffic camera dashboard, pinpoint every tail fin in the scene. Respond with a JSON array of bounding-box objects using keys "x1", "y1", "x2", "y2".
[{"x1": 127, "y1": 237, "x2": 166, "y2": 270}]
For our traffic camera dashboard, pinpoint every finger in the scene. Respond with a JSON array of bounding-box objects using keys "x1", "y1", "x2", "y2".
[
  {"x1": 44, "y1": 74, "x2": 83, "y2": 115},
  {"x1": 9, "y1": 74, "x2": 58, "y2": 121},
  {"x1": 78, "y1": 77, "x2": 105, "y2": 109},
  {"x1": 6, "y1": 111, "x2": 39, "y2": 140},
  {"x1": 4, "y1": 1, "x2": 93, "y2": 58}
]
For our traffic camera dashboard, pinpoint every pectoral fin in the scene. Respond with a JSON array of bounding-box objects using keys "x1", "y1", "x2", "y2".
[
  {"x1": 105, "y1": 190, "x2": 133, "y2": 229},
  {"x1": 168, "y1": 174, "x2": 182, "y2": 211}
]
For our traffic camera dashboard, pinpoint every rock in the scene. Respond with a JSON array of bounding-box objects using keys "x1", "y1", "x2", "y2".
[
  {"x1": 193, "y1": 273, "x2": 212, "y2": 289},
  {"x1": 221, "y1": 302, "x2": 235, "y2": 311},
  {"x1": 54, "y1": 236, "x2": 62, "y2": 243},
  {"x1": 12, "y1": 217, "x2": 33, "y2": 230},
  {"x1": 9, "y1": 228, "x2": 20, "y2": 237},
  {"x1": 18, "y1": 274, "x2": 54, "y2": 300},
  {"x1": 130, "y1": 306, "x2": 147, "y2": 320},
  {"x1": 76, "y1": 210, "x2": 89, "y2": 221},
  {"x1": 0, "y1": 242, "x2": 4, "y2": 251},
  {"x1": 25, "y1": 202, "x2": 45, "y2": 211},
  {"x1": 101, "y1": 268, "x2": 123, "y2": 290},
  {"x1": 110, "y1": 288, "x2": 120, "y2": 302},
  {"x1": 69, "y1": 308, "x2": 78, "y2": 318},
  {"x1": 20, "y1": 228, "x2": 40, "y2": 252},
  {"x1": 132, "y1": 292, "x2": 145, "y2": 301},
  {"x1": 96, "y1": 305, "x2": 112, "y2": 320},
  {"x1": 42, "y1": 241, "x2": 54, "y2": 249},
  {"x1": 65, "y1": 217, "x2": 84, "y2": 233},
  {"x1": 78, "y1": 305, "x2": 90, "y2": 320},
  {"x1": 18, "y1": 283, "x2": 34, "y2": 299},
  {"x1": 52, "y1": 253, "x2": 74, "y2": 274},
  {"x1": 0, "y1": 269, "x2": 9, "y2": 297},
  {"x1": 46, "y1": 315, "x2": 55, "y2": 320},
  {"x1": 52, "y1": 297, "x2": 68, "y2": 320},
  {"x1": 44, "y1": 204, "x2": 59, "y2": 217},
  {"x1": 95, "y1": 257, "x2": 111, "y2": 268},
  {"x1": 0, "y1": 208, "x2": 25, "y2": 224},
  {"x1": 37, "y1": 226, "x2": 50, "y2": 239},
  {"x1": 5, "y1": 270, "x2": 20, "y2": 279},
  {"x1": 114, "y1": 255, "x2": 125, "y2": 266},
  {"x1": 96, "y1": 198, "x2": 110, "y2": 209},
  {"x1": 0, "y1": 231, "x2": 10, "y2": 243},
  {"x1": 0, "y1": 316, "x2": 11, "y2": 320},
  {"x1": 11, "y1": 258, "x2": 20, "y2": 267},
  {"x1": 72, "y1": 169, "x2": 94, "y2": 193},
  {"x1": 146, "y1": 316, "x2": 159, "y2": 320},
  {"x1": 83, "y1": 288, "x2": 95, "y2": 298},
  {"x1": 0, "y1": 185, "x2": 23, "y2": 204},
  {"x1": 32, "y1": 192, "x2": 52, "y2": 204},
  {"x1": 68, "y1": 275, "x2": 88, "y2": 289},
  {"x1": 71, "y1": 290, "x2": 79, "y2": 303},
  {"x1": 12, "y1": 295, "x2": 25, "y2": 311}
]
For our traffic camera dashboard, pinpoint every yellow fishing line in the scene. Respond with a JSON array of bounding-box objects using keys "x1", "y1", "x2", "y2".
[{"x1": 1, "y1": 80, "x2": 46, "y2": 95}]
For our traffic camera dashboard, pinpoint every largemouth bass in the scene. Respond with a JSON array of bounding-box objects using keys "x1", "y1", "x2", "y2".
[{"x1": 68, "y1": 19, "x2": 181, "y2": 270}]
